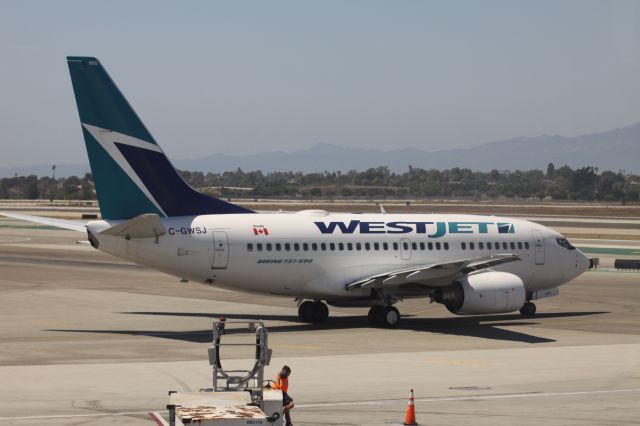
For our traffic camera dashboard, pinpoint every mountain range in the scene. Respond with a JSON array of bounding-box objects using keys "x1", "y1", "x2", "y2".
[{"x1": 2, "y1": 122, "x2": 639, "y2": 178}]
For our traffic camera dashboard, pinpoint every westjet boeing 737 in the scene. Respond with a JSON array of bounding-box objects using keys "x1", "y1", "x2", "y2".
[{"x1": 0, "y1": 57, "x2": 590, "y2": 327}]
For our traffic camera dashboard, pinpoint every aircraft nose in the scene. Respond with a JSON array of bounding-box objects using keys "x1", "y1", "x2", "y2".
[{"x1": 576, "y1": 250, "x2": 590, "y2": 274}]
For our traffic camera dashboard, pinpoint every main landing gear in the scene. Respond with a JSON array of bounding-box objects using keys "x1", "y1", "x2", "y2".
[
  {"x1": 519, "y1": 301, "x2": 537, "y2": 317},
  {"x1": 298, "y1": 300, "x2": 329, "y2": 323},
  {"x1": 367, "y1": 305, "x2": 400, "y2": 328}
]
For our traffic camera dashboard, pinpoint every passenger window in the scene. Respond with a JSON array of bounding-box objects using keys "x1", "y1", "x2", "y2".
[
  {"x1": 320, "y1": 243, "x2": 326, "y2": 251},
  {"x1": 428, "y1": 242, "x2": 433, "y2": 250},
  {"x1": 419, "y1": 242, "x2": 425, "y2": 250},
  {"x1": 284, "y1": 243, "x2": 290, "y2": 251},
  {"x1": 469, "y1": 242, "x2": 475, "y2": 250},
  {"x1": 356, "y1": 242, "x2": 362, "y2": 251},
  {"x1": 294, "y1": 243, "x2": 300, "y2": 251},
  {"x1": 461, "y1": 242, "x2": 466, "y2": 250},
  {"x1": 257, "y1": 243, "x2": 263, "y2": 252},
  {"x1": 510, "y1": 242, "x2": 515, "y2": 250},
  {"x1": 518, "y1": 242, "x2": 523, "y2": 250},
  {"x1": 347, "y1": 243, "x2": 353, "y2": 250},
  {"x1": 275, "y1": 243, "x2": 281, "y2": 251},
  {"x1": 247, "y1": 243, "x2": 253, "y2": 252},
  {"x1": 338, "y1": 242, "x2": 344, "y2": 251},
  {"x1": 374, "y1": 242, "x2": 380, "y2": 250},
  {"x1": 502, "y1": 242, "x2": 508, "y2": 250},
  {"x1": 393, "y1": 242, "x2": 399, "y2": 250},
  {"x1": 435, "y1": 242, "x2": 441, "y2": 250},
  {"x1": 312, "y1": 243, "x2": 318, "y2": 251},
  {"x1": 330, "y1": 243, "x2": 335, "y2": 251},
  {"x1": 303, "y1": 243, "x2": 309, "y2": 251},
  {"x1": 383, "y1": 242, "x2": 389, "y2": 250},
  {"x1": 266, "y1": 243, "x2": 272, "y2": 251},
  {"x1": 479, "y1": 242, "x2": 484, "y2": 250},
  {"x1": 411, "y1": 242, "x2": 417, "y2": 250},
  {"x1": 486, "y1": 242, "x2": 492, "y2": 250},
  {"x1": 365, "y1": 242, "x2": 370, "y2": 250},
  {"x1": 525, "y1": 242, "x2": 530, "y2": 249},
  {"x1": 403, "y1": 242, "x2": 409, "y2": 250},
  {"x1": 444, "y1": 242, "x2": 449, "y2": 250}
]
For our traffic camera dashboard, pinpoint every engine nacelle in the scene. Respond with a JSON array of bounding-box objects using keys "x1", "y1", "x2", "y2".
[{"x1": 436, "y1": 271, "x2": 526, "y2": 315}]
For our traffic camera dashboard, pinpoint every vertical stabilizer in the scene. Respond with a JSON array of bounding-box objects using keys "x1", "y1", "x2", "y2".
[{"x1": 67, "y1": 56, "x2": 253, "y2": 220}]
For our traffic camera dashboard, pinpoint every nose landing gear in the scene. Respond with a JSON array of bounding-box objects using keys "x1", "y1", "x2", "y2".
[
  {"x1": 298, "y1": 300, "x2": 329, "y2": 323},
  {"x1": 519, "y1": 301, "x2": 537, "y2": 317},
  {"x1": 367, "y1": 305, "x2": 400, "y2": 328}
]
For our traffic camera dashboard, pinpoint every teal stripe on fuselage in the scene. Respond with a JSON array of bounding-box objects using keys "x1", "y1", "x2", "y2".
[{"x1": 83, "y1": 127, "x2": 163, "y2": 219}]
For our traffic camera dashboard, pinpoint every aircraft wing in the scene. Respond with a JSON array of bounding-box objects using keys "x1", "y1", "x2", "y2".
[
  {"x1": 346, "y1": 253, "x2": 520, "y2": 290},
  {"x1": 0, "y1": 211, "x2": 87, "y2": 232}
]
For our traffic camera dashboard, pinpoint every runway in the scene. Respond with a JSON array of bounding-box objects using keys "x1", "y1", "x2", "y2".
[{"x1": 0, "y1": 219, "x2": 639, "y2": 425}]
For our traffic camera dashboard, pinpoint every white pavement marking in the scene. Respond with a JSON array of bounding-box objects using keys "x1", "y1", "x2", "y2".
[
  {"x1": 0, "y1": 410, "x2": 168, "y2": 421},
  {"x1": 1, "y1": 388, "x2": 638, "y2": 421},
  {"x1": 296, "y1": 387, "x2": 640, "y2": 408}
]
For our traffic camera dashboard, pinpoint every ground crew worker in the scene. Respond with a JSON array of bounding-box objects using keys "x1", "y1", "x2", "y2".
[{"x1": 271, "y1": 365, "x2": 294, "y2": 426}]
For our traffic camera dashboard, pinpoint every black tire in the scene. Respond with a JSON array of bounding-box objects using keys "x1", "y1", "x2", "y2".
[
  {"x1": 519, "y1": 302, "x2": 536, "y2": 317},
  {"x1": 298, "y1": 301, "x2": 314, "y2": 322},
  {"x1": 311, "y1": 301, "x2": 329, "y2": 323},
  {"x1": 377, "y1": 306, "x2": 400, "y2": 328},
  {"x1": 370, "y1": 306, "x2": 400, "y2": 328}
]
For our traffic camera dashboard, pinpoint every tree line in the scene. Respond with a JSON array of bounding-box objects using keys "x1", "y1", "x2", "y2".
[
  {"x1": 0, "y1": 173, "x2": 94, "y2": 201},
  {"x1": 1, "y1": 164, "x2": 638, "y2": 202}
]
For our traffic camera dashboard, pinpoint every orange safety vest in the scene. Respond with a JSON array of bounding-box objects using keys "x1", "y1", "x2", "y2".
[{"x1": 272, "y1": 374, "x2": 289, "y2": 393}]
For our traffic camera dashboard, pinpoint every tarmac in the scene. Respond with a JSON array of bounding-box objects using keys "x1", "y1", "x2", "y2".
[{"x1": 0, "y1": 218, "x2": 639, "y2": 425}]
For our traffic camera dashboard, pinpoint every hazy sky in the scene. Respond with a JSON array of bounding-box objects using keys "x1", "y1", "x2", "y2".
[{"x1": 1, "y1": 0, "x2": 639, "y2": 168}]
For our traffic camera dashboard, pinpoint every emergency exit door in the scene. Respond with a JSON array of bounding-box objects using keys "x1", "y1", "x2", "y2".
[
  {"x1": 531, "y1": 230, "x2": 545, "y2": 265},
  {"x1": 212, "y1": 231, "x2": 229, "y2": 269}
]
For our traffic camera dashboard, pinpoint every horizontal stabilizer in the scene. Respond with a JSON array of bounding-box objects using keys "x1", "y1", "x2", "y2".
[
  {"x1": 0, "y1": 211, "x2": 86, "y2": 232},
  {"x1": 100, "y1": 213, "x2": 166, "y2": 239}
]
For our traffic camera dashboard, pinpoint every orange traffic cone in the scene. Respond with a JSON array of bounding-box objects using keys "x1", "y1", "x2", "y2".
[{"x1": 403, "y1": 388, "x2": 417, "y2": 425}]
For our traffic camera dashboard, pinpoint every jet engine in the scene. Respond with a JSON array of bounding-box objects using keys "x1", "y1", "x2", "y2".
[{"x1": 435, "y1": 271, "x2": 526, "y2": 315}]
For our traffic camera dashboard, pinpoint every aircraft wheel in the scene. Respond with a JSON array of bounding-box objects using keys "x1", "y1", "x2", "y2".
[
  {"x1": 377, "y1": 306, "x2": 400, "y2": 328},
  {"x1": 298, "y1": 301, "x2": 314, "y2": 322},
  {"x1": 369, "y1": 306, "x2": 400, "y2": 327},
  {"x1": 311, "y1": 301, "x2": 329, "y2": 323},
  {"x1": 519, "y1": 301, "x2": 536, "y2": 317}
]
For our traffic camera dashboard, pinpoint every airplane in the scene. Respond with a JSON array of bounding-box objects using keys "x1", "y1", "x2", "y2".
[{"x1": 0, "y1": 57, "x2": 590, "y2": 328}]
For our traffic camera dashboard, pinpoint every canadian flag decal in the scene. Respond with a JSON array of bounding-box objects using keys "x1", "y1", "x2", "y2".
[{"x1": 252, "y1": 225, "x2": 269, "y2": 236}]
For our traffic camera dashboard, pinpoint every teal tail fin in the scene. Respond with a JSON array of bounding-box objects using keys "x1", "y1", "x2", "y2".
[{"x1": 67, "y1": 56, "x2": 253, "y2": 220}]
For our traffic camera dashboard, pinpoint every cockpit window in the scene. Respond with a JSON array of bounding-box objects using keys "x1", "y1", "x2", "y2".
[{"x1": 556, "y1": 238, "x2": 575, "y2": 250}]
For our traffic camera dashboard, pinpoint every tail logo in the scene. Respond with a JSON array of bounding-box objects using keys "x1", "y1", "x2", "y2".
[
  {"x1": 497, "y1": 223, "x2": 515, "y2": 234},
  {"x1": 83, "y1": 123, "x2": 167, "y2": 217}
]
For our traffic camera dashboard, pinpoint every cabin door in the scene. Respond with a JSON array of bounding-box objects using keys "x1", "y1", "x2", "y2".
[
  {"x1": 531, "y1": 230, "x2": 545, "y2": 265},
  {"x1": 212, "y1": 231, "x2": 230, "y2": 269}
]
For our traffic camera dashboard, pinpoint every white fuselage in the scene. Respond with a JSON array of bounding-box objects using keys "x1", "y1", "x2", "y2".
[{"x1": 87, "y1": 211, "x2": 589, "y2": 302}]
